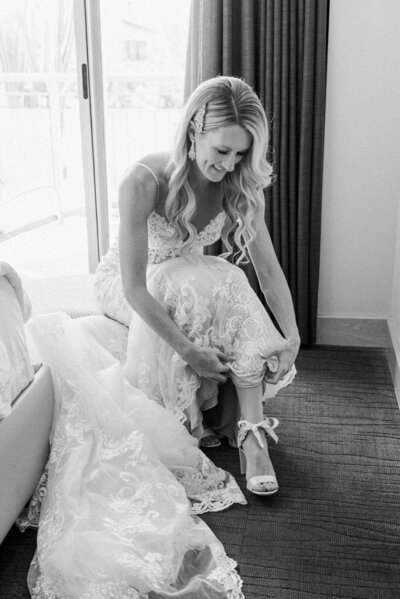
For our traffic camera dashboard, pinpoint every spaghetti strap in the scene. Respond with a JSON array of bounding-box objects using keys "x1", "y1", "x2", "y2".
[
  {"x1": 136, "y1": 162, "x2": 159, "y2": 186},
  {"x1": 135, "y1": 162, "x2": 159, "y2": 205}
]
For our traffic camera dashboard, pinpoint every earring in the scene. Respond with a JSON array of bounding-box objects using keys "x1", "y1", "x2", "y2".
[{"x1": 188, "y1": 140, "x2": 196, "y2": 161}]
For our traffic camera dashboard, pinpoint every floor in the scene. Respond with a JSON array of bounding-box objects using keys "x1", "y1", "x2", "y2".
[{"x1": 1, "y1": 346, "x2": 400, "y2": 598}]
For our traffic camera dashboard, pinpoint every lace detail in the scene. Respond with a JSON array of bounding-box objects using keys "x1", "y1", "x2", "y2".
[
  {"x1": 207, "y1": 553, "x2": 245, "y2": 599},
  {"x1": 173, "y1": 450, "x2": 246, "y2": 515},
  {"x1": 30, "y1": 541, "x2": 244, "y2": 599},
  {"x1": 93, "y1": 210, "x2": 226, "y2": 326},
  {"x1": 30, "y1": 571, "x2": 141, "y2": 599},
  {"x1": 186, "y1": 470, "x2": 247, "y2": 515},
  {"x1": 23, "y1": 313, "x2": 245, "y2": 598},
  {"x1": 131, "y1": 268, "x2": 217, "y2": 424},
  {"x1": 16, "y1": 468, "x2": 48, "y2": 531},
  {"x1": 208, "y1": 268, "x2": 289, "y2": 385},
  {"x1": 126, "y1": 256, "x2": 295, "y2": 442},
  {"x1": 81, "y1": 582, "x2": 140, "y2": 599},
  {"x1": 136, "y1": 352, "x2": 200, "y2": 423},
  {"x1": 147, "y1": 210, "x2": 226, "y2": 264}
]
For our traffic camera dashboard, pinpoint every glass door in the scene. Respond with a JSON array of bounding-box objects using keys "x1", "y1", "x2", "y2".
[
  {"x1": 0, "y1": 0, "x2": 191, "y2": 279},
  {"x1": 98, "y1": 0, "x2": 191, "y2": 242},
  {"x1": 0, "y1": 0, "x2": 91, "y2": 278}
]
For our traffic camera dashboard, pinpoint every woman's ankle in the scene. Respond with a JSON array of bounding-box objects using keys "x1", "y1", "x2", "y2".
[{"x1": 241, "y1": 428, "x2": 267, "y2": 451}]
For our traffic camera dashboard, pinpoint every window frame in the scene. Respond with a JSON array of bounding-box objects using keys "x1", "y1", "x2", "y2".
[{"x1": 73, "y1": 0, "x2": 109, "y2": 271}]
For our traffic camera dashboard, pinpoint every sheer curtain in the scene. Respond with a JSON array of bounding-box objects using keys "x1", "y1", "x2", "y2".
[{"x1": 185, "y1": 0, "x2": 329, "y2": 344}]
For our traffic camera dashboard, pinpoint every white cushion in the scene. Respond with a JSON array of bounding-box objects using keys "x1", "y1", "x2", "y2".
[{"x1": 0, "y1": 277, "x2": 34, "y2": 418}]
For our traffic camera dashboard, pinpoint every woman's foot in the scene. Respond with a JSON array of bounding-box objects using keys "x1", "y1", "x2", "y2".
[
  {"x1": 241, "y1": 432, "x2": 278, "y2": 494},
  {"x1": 200, "y1": 427, "x2": 222, "y2": 448},
  {"x1": 238, "y1": 418, "x2": 279, "y2": 496}
]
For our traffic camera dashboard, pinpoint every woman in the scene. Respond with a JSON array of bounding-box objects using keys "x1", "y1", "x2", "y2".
[
  {"x1": 95, "y1": 76, "x2": 300, "y2": 497},
  {"x1": 9, "y1": 76, "x2": 297, "y2": 598}
]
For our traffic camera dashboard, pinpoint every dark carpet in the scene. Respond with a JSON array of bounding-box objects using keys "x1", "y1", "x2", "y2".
[{"x1": 1, "y1": 347, "x2": 399, "y2": 598}]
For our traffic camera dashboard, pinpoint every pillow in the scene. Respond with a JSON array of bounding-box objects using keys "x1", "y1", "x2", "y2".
[{"x1": 0, "y1": 275, "x2": 34, "y2": 418}]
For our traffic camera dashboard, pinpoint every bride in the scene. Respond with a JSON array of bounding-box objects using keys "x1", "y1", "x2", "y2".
[
  {"x1": 23, "y1": 76, "x2": 299, "y2": 597},
  {"x1": 95, "y1": 75, "x2": 299, "y2": 495}
]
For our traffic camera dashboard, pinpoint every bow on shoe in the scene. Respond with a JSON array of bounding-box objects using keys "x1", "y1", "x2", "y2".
[{"x1": 237, "y1": 418, "x2": 279, "y2": 448}]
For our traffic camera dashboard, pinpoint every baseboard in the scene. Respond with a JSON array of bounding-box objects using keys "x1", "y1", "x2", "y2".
[
  {"x1": 387, "y1": 319, "x2": 400, "y2": 408},
  {"x1": 316, "y1": 317, "x2": 392, "y2": 348},
  {"x1": 316, "y1": 317, "x2": 399, "y2": 407}
]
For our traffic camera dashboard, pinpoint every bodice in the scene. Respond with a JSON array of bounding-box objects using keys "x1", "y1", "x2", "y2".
[
  {"x1": 147, "y1": 210, "x2": 225, "y2": 264},
  {"x1": 98, "y1": 210, "x2": 226, "y2": 273}
]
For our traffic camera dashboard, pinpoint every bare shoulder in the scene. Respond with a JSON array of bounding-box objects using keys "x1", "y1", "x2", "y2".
[
  {"x1": 134, "y1": 152, "x2": 170, "y2": 184},
  {"x1": 119, "y1": 153, "x2": 169, "y2": 219}
]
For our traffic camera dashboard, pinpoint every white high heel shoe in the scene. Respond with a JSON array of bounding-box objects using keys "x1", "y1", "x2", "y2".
[{"x1": 237, "y1": 418, "x2": 279, "y2": 496}]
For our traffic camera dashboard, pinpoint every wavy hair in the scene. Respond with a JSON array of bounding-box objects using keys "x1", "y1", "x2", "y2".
[{"x1": 164, "y1": 76, "x2": 273, "y2": 263}]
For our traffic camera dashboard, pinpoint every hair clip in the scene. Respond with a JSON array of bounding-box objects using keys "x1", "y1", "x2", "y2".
[{"x1": 193, "y1": 103, "x2": 207, "y2": 133}]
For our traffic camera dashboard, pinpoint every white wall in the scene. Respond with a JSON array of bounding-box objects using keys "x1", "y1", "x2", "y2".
[{"x1": 318, "y1": 0, "x2": 400, "y2": 320}]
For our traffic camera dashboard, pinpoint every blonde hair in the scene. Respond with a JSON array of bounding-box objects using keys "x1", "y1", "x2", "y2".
[{"x1": 165, "y1": 76, "x2": 273, "y2": 263}]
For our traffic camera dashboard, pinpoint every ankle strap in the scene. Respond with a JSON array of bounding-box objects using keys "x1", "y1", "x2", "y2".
[
  {"x1": 237, "y1": 418, "x2": 279, "y2": 448},
  {"x1": 238, "y1": 418, "x2": 279, "y2": 448}
]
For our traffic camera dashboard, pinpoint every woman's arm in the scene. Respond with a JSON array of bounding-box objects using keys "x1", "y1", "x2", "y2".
[
  {"x1": 246, "y1": 208, "x2": 300, "y2": 381},
  {"x1": 118, "y1": 164, "x2": 229, "y2": 383}
]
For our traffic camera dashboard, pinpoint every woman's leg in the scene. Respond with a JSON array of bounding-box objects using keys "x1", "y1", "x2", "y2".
[{"x1": 234, "y1": 383, "x2": 277, "y2": 491}]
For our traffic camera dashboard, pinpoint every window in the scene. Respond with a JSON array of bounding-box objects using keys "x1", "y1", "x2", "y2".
[
  {"x1": 0, "y1": 0, "x2": 190, "y2": 279},
  {"x1": 124, "y1": 40, "x2": 148, "y2": 62},
  {"x1": 99, "y1": 0, "x2": 190, "y2": 242},
  {"x1": 0, "y1": 0, "x2": 90, "y2": 278}
]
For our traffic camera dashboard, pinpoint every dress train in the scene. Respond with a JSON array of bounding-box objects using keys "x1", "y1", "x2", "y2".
[{"x1": 25, "y1": 313, "x2": 245, "y2": 599}]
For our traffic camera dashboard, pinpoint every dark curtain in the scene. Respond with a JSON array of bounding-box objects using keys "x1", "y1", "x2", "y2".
[{"x1": 185, "y1": 0, "x2": 329, "y2": 345}]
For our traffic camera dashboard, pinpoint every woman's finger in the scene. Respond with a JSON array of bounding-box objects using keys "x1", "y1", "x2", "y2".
[
  {"x1": 265, "y1": 362, "x2": 291, "y2": 384},
  {"x1": 210, "y1": 373, "x2": 228, "y2": 384},
  {"x1": 264, "y1": 371, "x2": 280, "y2": 385},
  {"x1": 214, "y1": 349, "x2": 231, "y2": 363},
  {"x1": 267, "y1": 367, "x2": 291, "y2": 385}
]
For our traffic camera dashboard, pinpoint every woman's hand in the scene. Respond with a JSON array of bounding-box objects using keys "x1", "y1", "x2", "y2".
[
  {"x1": 183, "y1": 345, "x2": 231, "y2": 384},
  {"x1": 264, "y1": 337, "x2": 300, "y2": 385}
]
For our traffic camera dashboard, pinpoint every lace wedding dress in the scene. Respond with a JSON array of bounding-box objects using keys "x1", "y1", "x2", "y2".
[
  {"x1": 95, "y1": 170, "x2": 295, "y2": 439},
  {"x1": 25, "y1": 313, "x2": 246, "y2": 598},
  {"x1": 24, "y1": 164, "x2": 295, "y2": 598}
]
